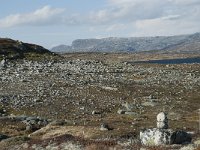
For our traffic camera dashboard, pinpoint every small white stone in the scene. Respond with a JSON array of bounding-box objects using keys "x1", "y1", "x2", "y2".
[
  {"x1": 157, "y1": 121, "x2": 168, "y2": 129},
  {"x1": 157, "y1": 112, "x2": 167, "y2": 122}
]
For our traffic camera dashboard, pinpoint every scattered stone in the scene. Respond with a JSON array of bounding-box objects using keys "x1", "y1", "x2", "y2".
[
  {"x1": 92, "y1": 110, "x2": 101, "y2": 115},
  {"x1": 124, "y1": 111, "x2": 137, "y2": 115},
  {"x1": 117, "y1": 109, "x2": 126, "y2": 114},
  {"x1": 122, "y1": 102, "x2": 135, "y2": 111},
  {"x1": 142, "y1": 101, "x2": 157, "y2": 107},
  {"x1": 0, "y1": 134, "x2": 9, "y2": 141},
  {"x1": 100, "y1": 123, "x2": 109, "y2": 131},
  {"x1": 102, "y1": 86, "x2": 118, "y2": 91},
  {"x1": 0, "y1": 59, "x2": 6, "y2": 68},
  {"x1": 26, "y1": 125, "x2": 33, "y2": 131},
  {"x1": 16, "y1": 115, "x2": 49, "y2": 127},
  {"x1": 33, "y1": 99, "x2": 42, "y2": 103},
  {"x1": 22, "y1": 143, "x2": 30, "y2": 149}
]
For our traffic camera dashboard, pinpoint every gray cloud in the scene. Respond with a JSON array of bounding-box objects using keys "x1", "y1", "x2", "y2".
[
  {"x1": 0, "y1": 0, "x2": 199, "y2": 36},
  {"x1": 0, "y1": 6, "x2": 65, "y2": 28},
  {"x1": 88, "y1": 0, "x2": 200, "y2": 35}
]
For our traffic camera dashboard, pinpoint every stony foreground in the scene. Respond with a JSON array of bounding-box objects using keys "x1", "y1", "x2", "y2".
[{"x1": 0, "y1": 54, "x2": 200, "y2": 149}]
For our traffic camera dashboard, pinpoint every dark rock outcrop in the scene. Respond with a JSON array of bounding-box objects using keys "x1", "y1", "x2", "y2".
[{"x1": 0, "y1": 38, "x2": 52, "y2": 60}]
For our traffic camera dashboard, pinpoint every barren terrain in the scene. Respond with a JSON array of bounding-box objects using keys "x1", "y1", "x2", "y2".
[{"x1": 0, "y1": 53, "x2": 200, "y2": 149}]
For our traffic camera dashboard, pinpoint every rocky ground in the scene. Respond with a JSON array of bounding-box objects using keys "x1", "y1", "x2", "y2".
[{"x1": 0, "y1": 53, "x2": 200, "y2": 149}]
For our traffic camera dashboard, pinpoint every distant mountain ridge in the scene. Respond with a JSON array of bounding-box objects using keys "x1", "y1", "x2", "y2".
[{"x1": 51, "y1": 33, "x2": 200, "y2": 53}]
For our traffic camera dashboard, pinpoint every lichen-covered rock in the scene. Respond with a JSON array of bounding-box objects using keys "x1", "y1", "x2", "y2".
[
  {"x1": 140, "y1": 128, "x2": 192, "y2": 146},
  {"x1": 140, "y1": 128, "x2": 173, "y2": 146},
  {"x1": 100, "y1": 123, "x2": 109, "y2": 131}
]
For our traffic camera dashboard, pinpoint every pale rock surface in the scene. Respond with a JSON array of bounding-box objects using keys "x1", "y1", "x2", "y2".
[
  {"x1": 157, "y1": 112, "x2": 168, "y2": 129},
  {"x1": 140, "y1": 112, "x2": 191, "y2": 146},
  {"x1": 157, "y1": 112, "x2": 168, "y2": 122},
  {"x1": 157, "y1": 121, "x2": 168, "y2": 129},
  {"x1": 140, "y1": 128, "x2": 173, "y2": 145},
  {"x1": 0, "y1": 59, "x2": 6, "y2": 67}
]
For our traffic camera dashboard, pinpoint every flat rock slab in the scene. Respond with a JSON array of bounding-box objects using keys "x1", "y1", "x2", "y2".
[{"x1": 142, "y1": 102, "x2": 157, "y2": 107}]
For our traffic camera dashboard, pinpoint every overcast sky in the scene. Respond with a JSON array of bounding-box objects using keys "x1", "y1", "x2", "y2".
[{"x1": 0, "y1": 0, "x2": 200, "y2": 49}]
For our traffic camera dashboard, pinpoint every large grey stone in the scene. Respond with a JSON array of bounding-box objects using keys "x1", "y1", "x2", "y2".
[
  {"x1": 140, "y1": 128, "x2": 173, "y2": 146},
  {"x1": 140, "y1": 128, "x2": 191, "y2": 146}
]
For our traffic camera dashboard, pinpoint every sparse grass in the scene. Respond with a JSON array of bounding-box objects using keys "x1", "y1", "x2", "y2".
[
  {"x1": 0, "y1": 136, "x2": 30, "y2": 150},
  {"x1": 23, "y1": 52, "x2": 61, "y2": 61}
]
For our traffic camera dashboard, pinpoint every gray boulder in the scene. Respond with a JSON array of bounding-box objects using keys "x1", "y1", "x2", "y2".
[
  {"x1": 140, "y1": 128, "x2": 173, "y2": 145},
  {"x1": 140, "y1": 128, "x2": 191, "y2": 146}
]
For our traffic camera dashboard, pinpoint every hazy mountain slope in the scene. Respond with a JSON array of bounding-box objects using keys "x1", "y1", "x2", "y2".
[
  {"x1": 51, "y1": 33, "x2": 200, "y2": 53},
  {"x1": 51, "y1": 45, "x2": 72, "y2": 53},
  {"x1": 162, "y1": 33, "x2": 200, "y2": 53}
]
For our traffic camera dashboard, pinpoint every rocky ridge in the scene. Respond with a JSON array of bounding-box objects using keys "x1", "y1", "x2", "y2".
[
  {"x1": 51, "y1": 33, "x2": 200, "y2": 53},
  {"x1": 0, "y1": 38, "x2": 52, "y2": 60}
]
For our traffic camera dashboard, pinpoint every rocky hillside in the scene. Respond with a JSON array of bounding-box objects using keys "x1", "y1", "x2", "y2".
[
  {"x1": 51, "y1": 33, "x2": 200, "y2": 53},
  {"x1": 0, "y1": 38, "x2": 52, "y2": 60}
]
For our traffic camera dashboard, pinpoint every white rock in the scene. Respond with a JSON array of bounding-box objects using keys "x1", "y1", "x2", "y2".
[
  {"x1": 117, "y1": 109, "x2": 125, "y2": 114},
  {"x1": 140, "y1": 128, "x2": 173, "y2": 146},
  {"x1": 0, "y1": 59, "x2": 6, "y2": 67},
  {"x1": 157, "y1": 121, "x2": 168, "y2": 129},
  {"x1": 140, "y1": 128, "x2": 192, "y2": 146},
  {"x1": 100, "y1": 123, "x2": 109, "y2": 131},
  {"x1": 157, "y1": 112, "x2": 168, "y2": 122}
]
